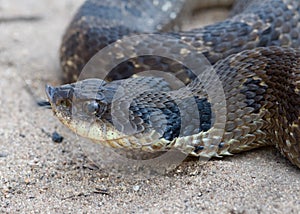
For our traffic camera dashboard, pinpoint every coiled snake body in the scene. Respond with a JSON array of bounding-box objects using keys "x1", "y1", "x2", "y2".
[{"x1": 46, "y1": 0, "x2": 300, "y2": 168}]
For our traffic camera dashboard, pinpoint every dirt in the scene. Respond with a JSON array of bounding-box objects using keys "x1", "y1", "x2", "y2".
[{"x1": 0, "y1": 0, "x2": 300, "y2": 213}]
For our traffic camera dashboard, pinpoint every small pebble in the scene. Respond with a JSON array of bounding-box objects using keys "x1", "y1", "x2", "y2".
[
  {"x1": 52, "y1": 131, "x2": 64, "y2": 143},
  {"x1": 133, "y1": 185, "x2": 140, "y2": 191},
  {"x1": 0, "y1": 153, "x2": 8, "y2": 158},
  {"x1": 19, "y1": 133, "x2": 26, "y2": 138}
]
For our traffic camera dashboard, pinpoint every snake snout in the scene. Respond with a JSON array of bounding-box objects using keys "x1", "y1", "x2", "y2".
[{"x1": 45, "y1": 84, "x2": 55, "y2": 103}]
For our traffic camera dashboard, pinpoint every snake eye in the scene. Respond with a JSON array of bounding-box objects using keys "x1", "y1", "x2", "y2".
[{"x1": 83, "y1": 100, "x2": 106, "y2": 116}]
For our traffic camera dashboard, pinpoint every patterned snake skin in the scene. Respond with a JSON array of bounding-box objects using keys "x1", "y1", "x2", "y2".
[{"x1": 46, "y1": 0, "x2": 300, "y2": 168}]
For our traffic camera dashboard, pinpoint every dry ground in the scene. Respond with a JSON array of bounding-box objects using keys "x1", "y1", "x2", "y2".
[{"x1": 0, "y1": 0, "x2": 299, "y2": 213}]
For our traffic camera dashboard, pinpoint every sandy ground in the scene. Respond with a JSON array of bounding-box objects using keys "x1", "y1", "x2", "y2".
[{"x1": 0, "y1": 0, "x2": 300, "y2": 213}]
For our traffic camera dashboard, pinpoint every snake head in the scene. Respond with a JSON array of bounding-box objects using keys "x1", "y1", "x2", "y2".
[
  {"x1": 46, "y1": 78, "x2": 134, "y2": 145},
  {"x1": 45, "y1": 79, "x2": 119, "y2": 126}
]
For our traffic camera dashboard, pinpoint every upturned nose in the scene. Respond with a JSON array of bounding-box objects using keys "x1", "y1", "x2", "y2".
[{"x1": 45, "y1": 84, "x2": 55, "y2": 103}]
